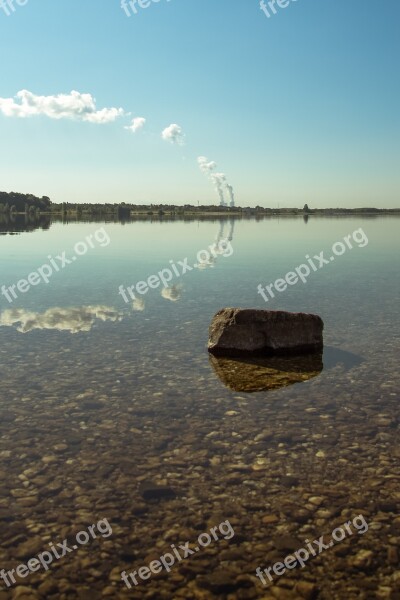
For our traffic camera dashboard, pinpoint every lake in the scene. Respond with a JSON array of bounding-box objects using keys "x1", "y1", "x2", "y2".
[{"x1": 0, "y1": 216, "x2": 399, "y2": 599}]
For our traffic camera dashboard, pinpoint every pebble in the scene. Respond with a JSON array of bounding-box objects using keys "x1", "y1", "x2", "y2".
[{"x1": 351, "y1": 549, "x2": 374, "y2": 568}]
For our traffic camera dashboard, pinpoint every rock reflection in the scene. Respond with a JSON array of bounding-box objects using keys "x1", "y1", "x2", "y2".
[
  {"x1": 209, "y1": 352, "x2": 323, "y2": 392},
  {"x1": 0, "y1": 305, "x2": 123, "y2": 333}
]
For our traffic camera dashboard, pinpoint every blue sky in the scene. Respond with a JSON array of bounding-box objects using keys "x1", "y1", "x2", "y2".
[{"x1": 0, "y1": 0, "x2": 399, "y2": 207}]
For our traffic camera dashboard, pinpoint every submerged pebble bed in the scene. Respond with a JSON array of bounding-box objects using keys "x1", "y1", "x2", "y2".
[
  {"x1": 0, "y1": 219, "x2": 399, "y2": 599},
  {"x1": 0, "y1": 307, "x2": 399, "y2": 600}
]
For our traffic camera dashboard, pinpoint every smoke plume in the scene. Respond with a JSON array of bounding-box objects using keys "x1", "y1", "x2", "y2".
[{"x1": 197, "y1": 156, "x2": 235, "y2": 207}]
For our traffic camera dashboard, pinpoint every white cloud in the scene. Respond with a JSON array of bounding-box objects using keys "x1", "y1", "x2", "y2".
[
  {"x1": 198, "y1": 156, "x2": 217, "y2": 174},
  {"x1": 125, "y1": 117, "x2": 146, "y2": 133},
  {"x1": 0, "y1": 90, "x2": 124, "y2": 124},
  {"x1": 161, "y1": 123, "x2": 185, "y2": 145}
]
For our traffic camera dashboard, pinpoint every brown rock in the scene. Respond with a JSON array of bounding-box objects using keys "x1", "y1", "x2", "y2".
[
  {"x1": 270, "y1": 587, "x2": 299, "y2": 600},
  {"x1": 11, "y1": 587, "x2": 40, "y2": 600},
  {"x1": 273, "y1": 534, "x2": 302, "y2": 551},
  {"x1": 37, "y1": 580, "x2": 58, "y2": 595},
  {"x1": 262, "y1": 515, "x2": 280, "y2": 524},
  {"x1": 208, "y1": 308, "x2": 323, "y2": 356},
  {"x1": 198, "y1": 571, "x2": 239, "y2": 593},
  {"x1": 351, "y1": 549, "x2": 374, "y2": 568},
  {"x1": 388, "y1": 546, "x2": 399, "y2": 564},
  {"x1": 14, "y1": 537, "x2": 43, "y2": 559},
  {"x1": 296, "y1": 581, "x2": 319, "y2": 599},
  {"x1": 138, "y1": 481, "x2": 176, "y2": 501}
]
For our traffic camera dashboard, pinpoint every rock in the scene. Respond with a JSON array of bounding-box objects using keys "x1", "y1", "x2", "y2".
[
  {"x1": 388, "y1": 546, "x2": 398, "y2": 564},
  {"x1": 273, "y1": 534, "x2": 302, "y2": 551},
  {"x1": 295, "y1": 581, "x2": 319, "y2": 599},
  {"x1": 208, "y1": 308, "x2": 323, "y2": 356},
  {"x1": 138, "y1": 481, "x2": 176, "y2": 501},
  {"x1": 53, "y1": 443, "x2": 68, "y2": 452},
  {"x1": 41, "y1": 455, "x2": 57, "y2": 464},
  {"x1": 77, "y1": 588, "x2": 102, "y2": 600},
  {"x1": 37, "y1": 580, "x2": 58, "y2": 595},
  {"x1": 197, "y1": 571, "x2": 242, "y2": 594},
  {"x1": 262, "y1": 515, "x2": 280, "y2": 524},
  {"x1": 11, "y1": 587, "x2": 40, "y2": 600},
  {"x1": 209, "y1": 353, "x2": 323, "y2": 392},
  {"x1": 270, "y1": 587, "x2": 299, "y2": 600},
  {"x1": 308, "y1": 496, "x2": 325, "y2": 506},
  {"x1": 14, "y1": 537, "x2": 44, "y2": 559},
  {"x1": 280, "y1": 476, "x2": 300, "y2": 488},
  {"x1": 377, "y1": 500, "x2": 398, "y2": 512},
  {"x1": 351, "y1": 549, "x2": 374, "y2": 568}
]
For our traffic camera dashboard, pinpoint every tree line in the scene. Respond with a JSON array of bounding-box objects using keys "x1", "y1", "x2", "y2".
[{"x1": 0, "y1": 191, "x2": 51, "y2": 214}]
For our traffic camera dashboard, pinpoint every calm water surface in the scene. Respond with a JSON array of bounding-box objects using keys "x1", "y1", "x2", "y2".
[{"x1": 0, "y1": 217, "x2": 399, "y2": 599}]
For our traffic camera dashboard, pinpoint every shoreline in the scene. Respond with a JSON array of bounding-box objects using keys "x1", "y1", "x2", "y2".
[{"x1": 7, "y1": 209, "x2": 400, "y2": 218}]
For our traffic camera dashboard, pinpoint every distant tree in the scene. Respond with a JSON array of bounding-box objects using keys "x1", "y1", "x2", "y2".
[
  {"x1": 0, "y1": 191, "x2": 51, "y2": 212},
  {"x1": 303, "y1": 204, "x2": 309, "y2": 213}
]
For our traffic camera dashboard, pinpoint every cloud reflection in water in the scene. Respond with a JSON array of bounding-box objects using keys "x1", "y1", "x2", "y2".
[{"x1": 0, "y1": 305, "x2": 123, "y2": 334}]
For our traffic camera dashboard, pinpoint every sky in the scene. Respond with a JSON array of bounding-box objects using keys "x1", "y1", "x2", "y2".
[{"x1": 0, "y1": 0, "x2": 399, "y2": 208}]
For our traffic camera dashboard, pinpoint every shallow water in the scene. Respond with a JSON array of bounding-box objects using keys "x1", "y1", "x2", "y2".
[{"x1": 0, "y1": 216, "x2": 399, "y2": 599}]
